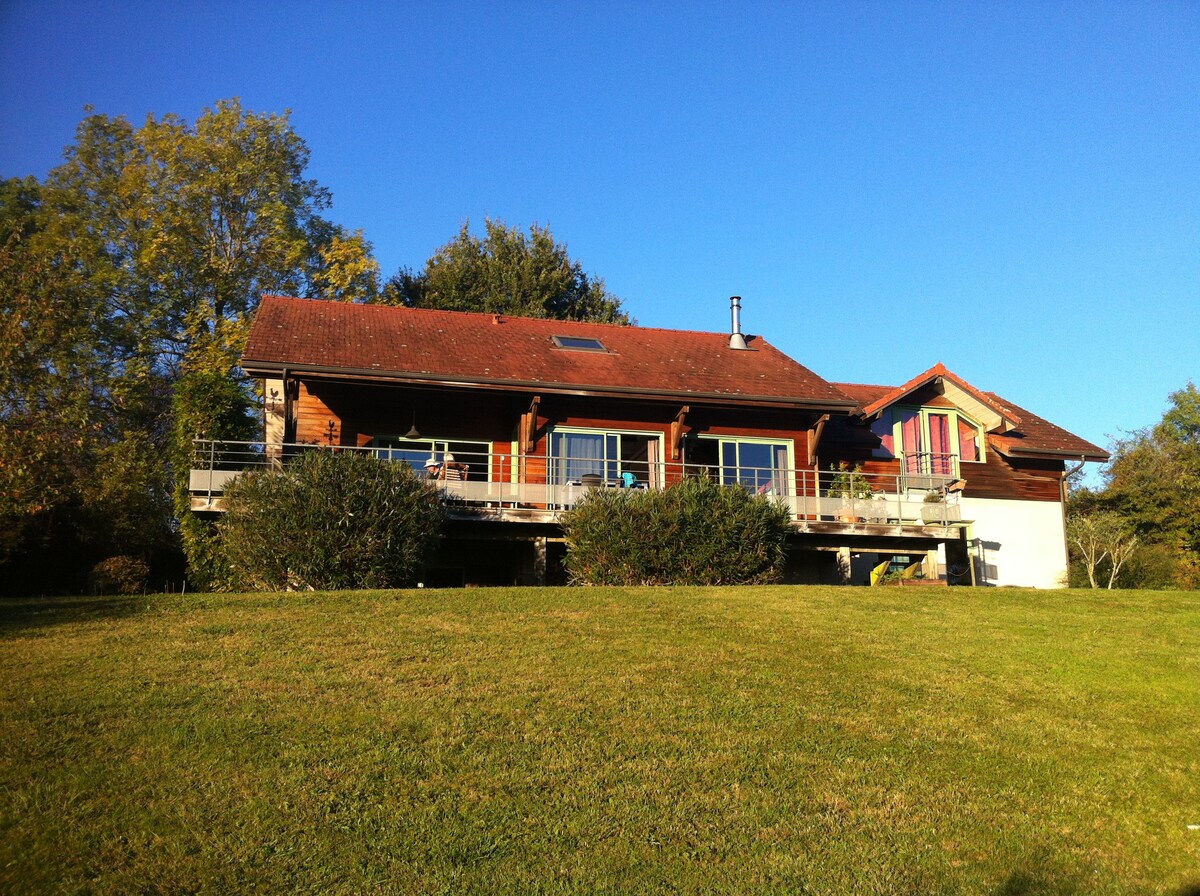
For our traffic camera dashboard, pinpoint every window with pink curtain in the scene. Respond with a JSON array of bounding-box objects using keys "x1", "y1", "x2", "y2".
[
  {"x1": 928, "y1": 413, "x2": 952, "y2": 474},
  {"x1": 899, "y1": 410, "x2": 922, "y2": 472},
  {"x1": 871, "y1": 411, "x2": 894, "y2": 457},
  {"x1": 958, "y1": 418, "x2": 980, "y2": 462}
]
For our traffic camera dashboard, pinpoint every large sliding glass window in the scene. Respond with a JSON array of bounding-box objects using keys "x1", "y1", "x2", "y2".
[
  {"x1": 548, "y1": 431, "x2": 618, "y2": 484},
  {"x1": 712, "y1": 438, "x2": 792, "y2": 496},
  {"x1": 547, "y1": 428, "x2": 663, "y2": 487}
]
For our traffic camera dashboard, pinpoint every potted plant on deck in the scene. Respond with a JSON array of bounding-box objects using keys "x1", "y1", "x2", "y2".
[
  {"x1": 828, "y1": 462, "x2": 877, "y2": 522},
  {"x1": 921, "y1": 491, "x2": 945, "y2": 524}
]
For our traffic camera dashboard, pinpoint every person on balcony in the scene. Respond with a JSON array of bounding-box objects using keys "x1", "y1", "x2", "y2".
[{"x1": 440, "y1": 453, "x2": 468, "y2": 481}]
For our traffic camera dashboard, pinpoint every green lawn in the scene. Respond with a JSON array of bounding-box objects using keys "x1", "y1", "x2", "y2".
[{"x1": 1, "y1": 586, "x2": 1197, "y2": 895}]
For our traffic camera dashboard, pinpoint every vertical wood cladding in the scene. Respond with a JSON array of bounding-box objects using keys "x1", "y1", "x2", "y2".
[{"x1": 294, "y1": 382, "x2": 337, "y2": 445}]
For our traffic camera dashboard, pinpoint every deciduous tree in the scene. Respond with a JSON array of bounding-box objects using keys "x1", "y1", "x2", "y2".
[
  {"x1": 381, "y1": 219, "x2": 629, "y2": 324},
  {"x1": 39, "y1": 99, "x2": 379, "y2": 378},
  {"x1": 1068, "y1": 383, "x2": 1200, "y2": 589},
  {"x1": 1, "y1": 100, "x2": 379, "y2": 591},
  {"x1": 1066, "y1": 512, "x2": 1139, "y2": 589}
]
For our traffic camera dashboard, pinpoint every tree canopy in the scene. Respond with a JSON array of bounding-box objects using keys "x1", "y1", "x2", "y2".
[
  {"x1": 38, "y1": 98, "x2": 378, "y2": 375},
  {"x1": 1, "y1": 102, "x2": 644, "y2": 593},
  {"x1": 1068, "y1": 382, "x2": 1200, "y2": 589},
  {"x1": 381, "y1": 219, "x2": 630, "y2": 324},
  {"x1": 0, "y1": 100, "x2": 379, "y2": 592}
]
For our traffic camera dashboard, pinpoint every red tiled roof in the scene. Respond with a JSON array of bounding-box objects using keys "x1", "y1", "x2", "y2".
[
  {"x1": 857, "y1": 362, "x2": 1021, "y2": 426},
  {"x1": 983, "y1": 394, "x2": 1108, "y2": 461},
  {"x1": 832, "y1": 375, "x2": 1108, "y2": 461},
  {"x1": 833, "y1": 382, "x2": 892, "y2": 407},
  {"x1": 243, "y1": 296, "x2": 856, "y2": 409}
]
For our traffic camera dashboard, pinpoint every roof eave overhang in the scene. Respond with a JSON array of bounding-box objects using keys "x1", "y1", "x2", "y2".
[
  {"x1": 991, "y1": 442, "x2": 1109, "y2": 463},
  {"x1": 242, "y1": 360, "x2": 859, "y2": 412}
]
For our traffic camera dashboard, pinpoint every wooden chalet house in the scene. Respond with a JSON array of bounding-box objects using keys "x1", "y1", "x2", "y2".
[{"x1": 190, "y1": 295, "x2": 1106, "y2": 587}]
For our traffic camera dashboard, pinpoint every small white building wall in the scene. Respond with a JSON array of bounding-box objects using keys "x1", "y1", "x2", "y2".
[
  {"x1": 263, "y1": 378, "x2": 286, "y2": 445},
  {"x1": 955, "y1": 496, "x2": 1068, "y2": 589}
]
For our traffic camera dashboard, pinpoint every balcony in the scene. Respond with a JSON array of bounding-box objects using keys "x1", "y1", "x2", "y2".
[
  {"x1": 900, "y1": 451, "x2": 960, "y2": 491},
  {"x1": 188, "y1": 439, "x2": 968, "y2": 530}
]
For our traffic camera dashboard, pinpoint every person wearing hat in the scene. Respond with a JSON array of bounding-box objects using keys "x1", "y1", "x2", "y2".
[{"x1": 423, "y1": 455, "x2": 442, "y2": 480}]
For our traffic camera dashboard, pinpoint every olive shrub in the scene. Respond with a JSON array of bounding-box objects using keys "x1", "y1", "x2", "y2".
[
  {"x1": 561, "y1": 475, "x2": 791, "y2": 586},
  {"x1": 218, "y1": 449, "x2": 444, "y2": 591}
]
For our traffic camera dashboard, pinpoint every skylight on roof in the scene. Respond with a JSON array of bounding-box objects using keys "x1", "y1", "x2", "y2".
[{"x1": 551, "y1": 335, "x2": 607, "y2": 352}]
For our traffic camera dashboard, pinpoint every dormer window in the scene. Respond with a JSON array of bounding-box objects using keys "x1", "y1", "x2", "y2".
[
  {"x1": 957, "y1": 417, "x2": 981, "y2": 462},
  {"x1": 871, "y1": 407, "x2": 985, "y2": 471},
  {"x1": 551, "y1": 335, "x2": 607, "y2": 352}
]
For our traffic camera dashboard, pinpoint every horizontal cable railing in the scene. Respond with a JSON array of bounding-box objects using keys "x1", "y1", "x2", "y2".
[{"x1": 190, "y1": 439, "x2": 965, "y2": 525}]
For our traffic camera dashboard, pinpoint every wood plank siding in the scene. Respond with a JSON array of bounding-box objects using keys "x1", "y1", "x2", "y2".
[
  {"x1": 967, "y1": 447, "x2": 1063, "y2": 501},
  {"x1": 290, "y1": 376, "x2": 819, "y2": 487}
]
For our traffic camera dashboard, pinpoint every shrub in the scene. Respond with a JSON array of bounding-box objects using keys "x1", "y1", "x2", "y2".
[
  {"x1": 1119, "y1": 542, "x2": 1180, "y2": 590},
  {"x1": 218, "y1": 449, "x2": 444, "y2": 591},
  {"x1": 170, "y1": 369, "x2": 260, "y2": 591},
  {"x1": 91, "y1": 555, "x2": 150, "y2": 595},
  {"x1": 561, "y1": 475, "x2": 792, "y2": 585},
  {"x1": 828, "y1": 462, "x2": 875, "y2": 499}
]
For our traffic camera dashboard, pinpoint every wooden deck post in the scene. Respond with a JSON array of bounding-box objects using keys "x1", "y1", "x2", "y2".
[
  {"x1": 836, "y1": 546, "x2": 852, "y2": 585},
  {"x1": 532, "y1": 537, "x2": 547, "y2": 586}
]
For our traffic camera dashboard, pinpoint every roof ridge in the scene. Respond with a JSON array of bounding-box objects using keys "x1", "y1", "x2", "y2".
[
  {"x1": 258, "y1": 294, "x2": 771, "y2": 342},
  {"x1": 833, "y1": 381, "x2": 895, "y2": 390}
]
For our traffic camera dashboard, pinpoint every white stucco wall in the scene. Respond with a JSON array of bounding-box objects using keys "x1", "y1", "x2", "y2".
[
  {"x1": 955, "y1": 496, "x2": 1069, "y2": 589},
  {"x1": 263, "y1": 378, "x2": 286, "y2": 445}
]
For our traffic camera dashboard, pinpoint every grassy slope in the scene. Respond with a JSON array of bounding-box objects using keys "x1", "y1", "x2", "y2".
[{"x1": 1, "y1": 586, "x2": 1197, "y2": 895}]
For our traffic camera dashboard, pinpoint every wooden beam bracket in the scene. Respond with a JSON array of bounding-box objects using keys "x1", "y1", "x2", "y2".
[
  {"x1": 520, "y1": 395, "x2": 541, "y2": 455},
  {"x1": 670, "y1": 405, "x2": 690, "y2": 461},
  {"x1": 808, "y1": 414, "x2": 830, "y2": 466}
]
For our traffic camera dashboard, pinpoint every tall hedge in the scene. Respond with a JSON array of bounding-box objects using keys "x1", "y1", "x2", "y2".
[
  {"x1": 218, "y1": 449, "x2": 444, "y2": 591},
  {"x1": 171, "y1": 370, "x2": 260, "y2": 591},
  {"x1": 561, "y1": 476, "x2": 792, "y2": 585}
]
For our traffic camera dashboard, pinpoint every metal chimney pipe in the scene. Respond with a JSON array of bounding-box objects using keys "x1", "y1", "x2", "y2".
[{"x1": 729, "y1": 295, "x2": 749, "y2": 350}]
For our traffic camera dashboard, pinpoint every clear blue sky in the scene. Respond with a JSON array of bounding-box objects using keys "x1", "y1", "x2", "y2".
[{"x1": 2, "y1": 1, "x2": 1197, "y2": 475}]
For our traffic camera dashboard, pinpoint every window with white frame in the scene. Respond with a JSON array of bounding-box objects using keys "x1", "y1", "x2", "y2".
[
  {"x1": 700, "y1": 437, "x2": 793, "y2": 496},
  {"x1": 871, "y1": 408, "x2": 983, "y2": 474},
  {"x1": 546, "y1": 428, "x2": 663, "y2": 488},
  {"x1": 370, "y1": 437, "x2": 492, "y2": 480}
]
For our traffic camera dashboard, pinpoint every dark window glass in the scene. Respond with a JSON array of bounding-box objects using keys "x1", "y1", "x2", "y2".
[{"x1": 551, "y1": 335, "x2": 607, "y2": 351}]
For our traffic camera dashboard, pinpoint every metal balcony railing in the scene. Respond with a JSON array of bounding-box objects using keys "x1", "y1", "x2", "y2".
[
  {"x1": 189, "y1": 439, "x2": 966, "y2": 526},
  {"x1": 901, "y1": 452, "x2": 959, "y2": 490}
]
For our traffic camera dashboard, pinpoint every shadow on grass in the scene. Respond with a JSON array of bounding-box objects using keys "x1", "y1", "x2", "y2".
[
  {"x1": 996, "y1": 869, "x2": 1200, "y2": 896},
  {"x1": 0, "y1": 595, "x2": 150, "y2": 633},
  {"x1": 994, "y1": 868, "x2": 1080, "y2": 896}
]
